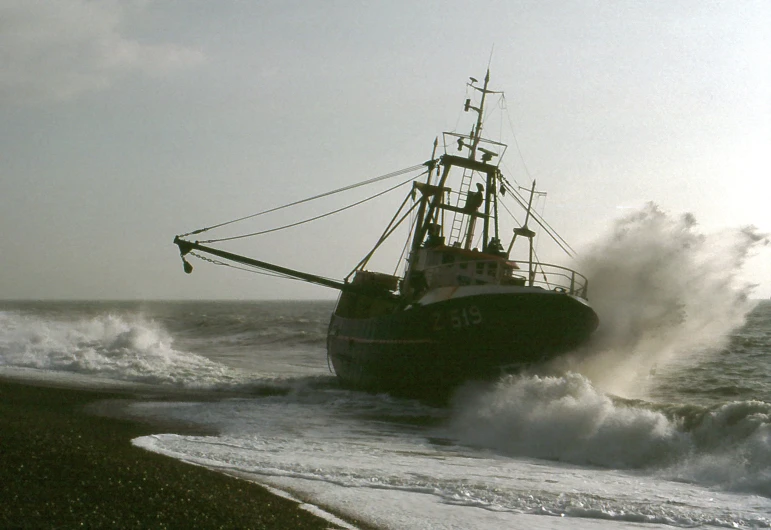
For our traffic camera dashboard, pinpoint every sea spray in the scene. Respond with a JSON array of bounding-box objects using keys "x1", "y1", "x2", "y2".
[
  {"x1": 559, "y1": 203, "x2": 767, "y2": 397},
  {"x1": 0, "y1": 311, "x2": 245, "y2": 387}
]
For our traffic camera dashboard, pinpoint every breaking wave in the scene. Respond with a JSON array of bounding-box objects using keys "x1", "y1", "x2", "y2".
[
  {"x1": 450, "y1": 205, "x2": 771, "y2": 496},
  {"x1": 449, "y1": 372, "x2": 771, "y2": 497},
  {"x1": 0, "y1": 310, "x2": 247, "y2": 388}
]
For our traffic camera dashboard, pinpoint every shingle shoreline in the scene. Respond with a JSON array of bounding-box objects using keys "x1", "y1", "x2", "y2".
[{"x1": 0, "y1": 379, "x2": 369, "y2": 529}]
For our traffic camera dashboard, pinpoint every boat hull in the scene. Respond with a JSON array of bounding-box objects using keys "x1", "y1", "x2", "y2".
[{"x1": 327, "y1": 287, "x2": 599, "y2": 400}]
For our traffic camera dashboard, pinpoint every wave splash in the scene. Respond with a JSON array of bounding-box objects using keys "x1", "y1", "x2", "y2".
[
  {"x1": 0, "y1": 311, "x2": 246, "y2": 388},
  {"x1": 449, "y1": 372, "x2": 771, "y2": 497},
  {"x1": 451, "y1": 205, "x2": 771, "y2": 496},
  {"x1": 561, "y1": 203, "x2": 767, "y2": 397}
]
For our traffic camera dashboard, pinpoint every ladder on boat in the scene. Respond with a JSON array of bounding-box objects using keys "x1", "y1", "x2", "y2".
[{"x1": 448, "y1": 168, "x2": 474, "y2": 246}]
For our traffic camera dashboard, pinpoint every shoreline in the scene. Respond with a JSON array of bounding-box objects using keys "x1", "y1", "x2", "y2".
[{"x1": 0, "y1": 377, "x2": 371, "y2": 529}]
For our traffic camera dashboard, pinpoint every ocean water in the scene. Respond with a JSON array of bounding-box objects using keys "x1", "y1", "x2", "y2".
[
  {"x1": 1, "y1": 298, "x2": 769, "y2": 529},
  {"x1": 1, "y1": 208, "x2": 769, "y2": 529}
]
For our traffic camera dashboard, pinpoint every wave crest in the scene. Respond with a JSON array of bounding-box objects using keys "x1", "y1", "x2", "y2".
[
  {"x1": 0, "y1": 311, "x2": 245, "y2": 388},
  {"x1": 449, "y1": 373, "x2": 771, "y2": 496}
]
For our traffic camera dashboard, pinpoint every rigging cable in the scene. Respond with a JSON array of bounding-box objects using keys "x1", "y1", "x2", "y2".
[
  {"x1": 499, "y1": 180, "x2": 576, "y2": 258},
  {"x1": 496, "y1": 94, "x2": 578, "y2": 258},
  {"x1": 498, "y1": 192, "x2": 521, "y2": 227},
  {"x1": 178, "y1": 163, "x2": 428, "y2": 238},
  {"x1": 189, "y1": 252, "x2": 344, "y2": 287},
  {"x1": 500, "y1": 170, "x2": 576, "y2": 257},
  {"x1": 347, "y1": 195, "x2": 422, "y2": 280},
  {"x1": 501, "y1": 94, "x2": 533, "y2": 180},
  {"x1": 199, "y1": 171, "x2": 427, "y2": 244},
  {"x1": 394, "y1": 192, "x2": 418, "y2": 276}
]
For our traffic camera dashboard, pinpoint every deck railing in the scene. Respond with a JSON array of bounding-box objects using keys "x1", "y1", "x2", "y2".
[{"x1": 421, "y1": 258, "x2": 590, "y2": 299}]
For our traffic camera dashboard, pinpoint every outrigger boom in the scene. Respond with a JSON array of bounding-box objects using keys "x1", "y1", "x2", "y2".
[{"x1": 174, "y1": 236, "x2": 351, "y2": 292}]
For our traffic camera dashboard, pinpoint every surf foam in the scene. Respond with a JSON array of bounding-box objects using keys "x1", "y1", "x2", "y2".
[
  {"x1": 0, "y1": 310, "x2": 246, "y2": 388},
  {"x1": 449, "y1": 372, "x2": 771, "y2": 496}
]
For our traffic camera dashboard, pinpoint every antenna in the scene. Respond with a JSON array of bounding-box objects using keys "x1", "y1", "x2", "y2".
[
  {"x1": 462, "y1": 65, "x2": 502, "y2": 161},
  {"x1": 467, "y1": 70, "x2": 490, "y2": 160}
]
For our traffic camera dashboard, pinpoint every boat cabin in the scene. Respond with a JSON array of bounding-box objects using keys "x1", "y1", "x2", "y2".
[{"x1": 408, "y1": 245, "x2": 525, "y2": 294}]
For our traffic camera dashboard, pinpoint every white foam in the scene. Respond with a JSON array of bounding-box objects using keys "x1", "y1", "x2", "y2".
[
  {"x1": 662, "y1": 400, "x2": 771, "y2": 497},
  {"x1": 130, "y1": 387, "x2": 771, "y2": 529},
  {"x1": 449, "y1": 373, "x2": 687, "y2": 469},
  {"x1": 0, "y1": 311, "x2": 248, "y2": 388},
  {"x1": 449, "y1": 373, "x2": 771, "y2": 499}
]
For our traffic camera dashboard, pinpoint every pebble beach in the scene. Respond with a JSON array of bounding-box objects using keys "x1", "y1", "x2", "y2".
[{"x1": 0, "y1": 379, "x2": 365, "y2": 529}]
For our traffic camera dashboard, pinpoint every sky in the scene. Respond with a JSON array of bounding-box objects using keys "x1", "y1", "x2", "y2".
[{"x1": 1, "y1": 0, "x2": 769, "y2": 300}]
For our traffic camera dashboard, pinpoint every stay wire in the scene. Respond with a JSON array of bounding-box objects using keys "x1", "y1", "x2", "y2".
[
  {"x1": 179, "y1": 163, "x2": 427, "y2": 238},
  {"x1": 189, "y1": 252, "x2": 341, "y2": 286},
  {"x1": 199, "y1": 171, "x2": 427, "y2": 244},
  {"x1": 501, "y1": 183, "x2": 576, "y2": 258},
  {"x1": 190, "y1": 252, "x2": 289, "y2": 279},
  {"x1": 394, "y1": 205, "x2": 417, "y2": 276},
  {"x1": 347, "y1": 196, "x2": 422, "y2": 280},
  {"x1": 501, "y1": 94, "x2": 533, "y2": 180}
]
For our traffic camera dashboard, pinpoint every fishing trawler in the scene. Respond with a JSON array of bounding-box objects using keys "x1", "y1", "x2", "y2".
[{"x1": 174, "y1": 71, "x2": 599, "y2": 400}]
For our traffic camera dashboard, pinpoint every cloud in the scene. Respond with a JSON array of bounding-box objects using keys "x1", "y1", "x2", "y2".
[{"x1": 0, "y1": 0, "x2": 205, "y2": 104}]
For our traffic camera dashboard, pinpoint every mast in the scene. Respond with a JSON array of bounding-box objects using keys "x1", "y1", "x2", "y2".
[
  {"x1": 409, "y1": 138, "x2": 444, "y2": 255},
  {"x1": 467, "y1": 69, "x2": 491, "y2": 161},
  {"x1": 427, "y1": 137, "x2": 438, "y2": 187},
  {"x1": 410, "y1": 71, "x2": 505, "y2": 254},
  {"x1": 507, "y1": 181, "x2": 538, "y2": 285},
  {"x1": 403, "y1": 71, "x2": 505, "y2": 294},
  {"x1": 464, "y1": 69, "x2": 498, "y2": 249}
]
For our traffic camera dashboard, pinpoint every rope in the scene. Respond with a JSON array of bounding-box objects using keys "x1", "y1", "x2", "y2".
[
  {"x1": 199, "y1": 172, "x2": 426, "y2": 244},
  {"x1": 500, "y1": 178, "x2": 576, "y2": 258},
  {"x1": 189, "y1": 252, "x2": 288, "y2": 278},
  {"x1": 501, "y1": 94, "x2": 533, "y2": 180},
  {"x1": 498, "y1": 194, "x2": 521, "y2": 226},
  {"x1": 347, "y1": 197, "x2": 422, "y2": 279},
  {"x1": 393, "y1": 207, "x2": 416, "y2": 276},
  {"x1": 178, "y1": 163, "x2": 427, "y2": 238},
  {"x1": 189, "y1": 252, "x2": 341, "y2": 286}
]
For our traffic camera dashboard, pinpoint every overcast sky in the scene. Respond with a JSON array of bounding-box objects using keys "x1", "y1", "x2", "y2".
[{"x1": 1, "y1": 0, "x2": 769, "y2": 300}]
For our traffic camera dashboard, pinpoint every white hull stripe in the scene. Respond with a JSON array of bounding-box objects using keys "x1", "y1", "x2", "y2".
[{"x1": 417, "y1": 284, "x2": 588, "y2": 306}]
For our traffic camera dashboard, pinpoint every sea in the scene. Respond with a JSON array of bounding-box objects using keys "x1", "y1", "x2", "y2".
[
  {"x1": 0, "y1": 298, "x2": 769, "y2": 529},
  {"x1": 1, "y1": 208, "x2": 770, "y2": 529}
]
